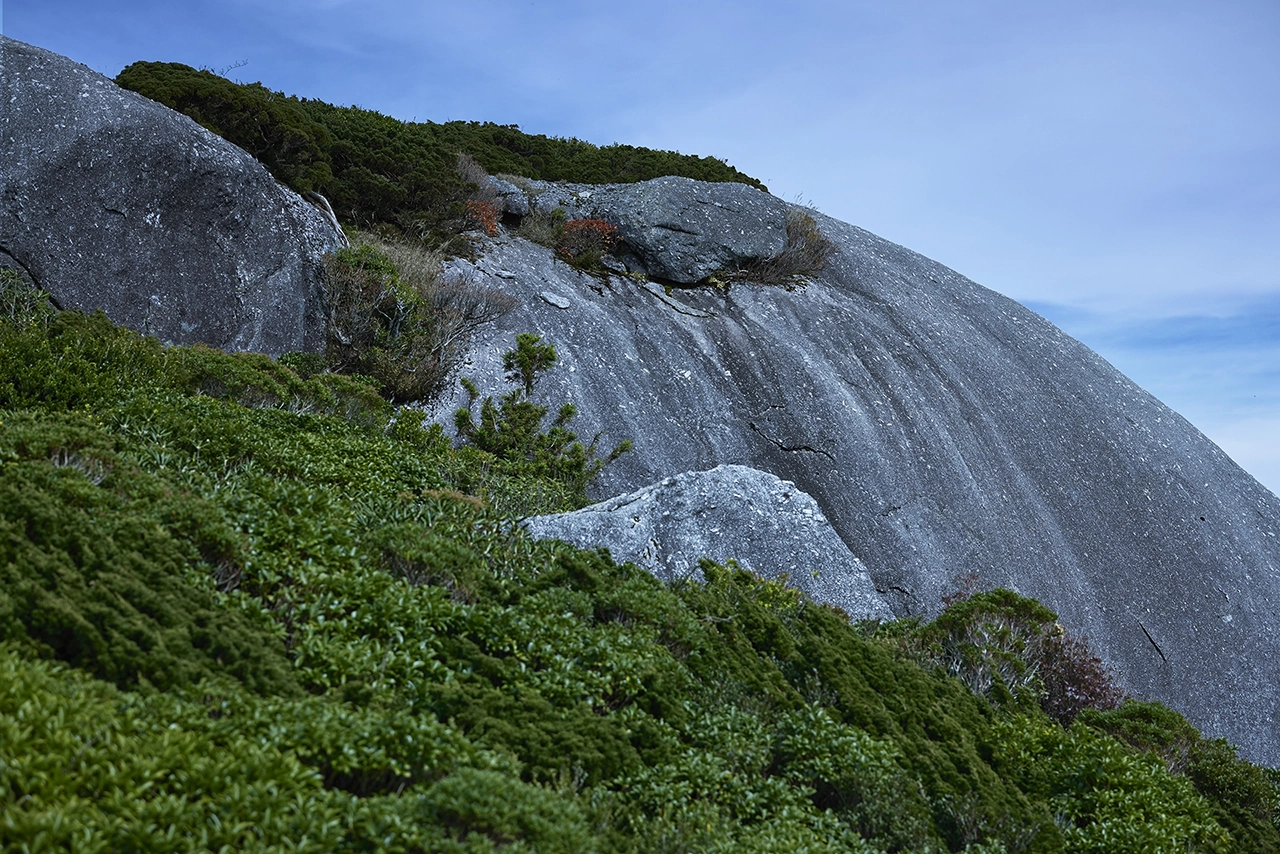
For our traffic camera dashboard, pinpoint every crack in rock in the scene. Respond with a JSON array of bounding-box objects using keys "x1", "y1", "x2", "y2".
[
  {"x1": 748, "y1": 421, "x2": 836, "y2": 461},
  {"x1": 639, "y1": 281, "x2": 715, "y2": 318},
  {"x1": 1138, "y1": 620, "x2": 1168, "y2": 663}
]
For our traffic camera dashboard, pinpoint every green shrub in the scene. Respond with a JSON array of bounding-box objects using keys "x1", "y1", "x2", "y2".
[
  {"x1": 116, "y1": 60, "x2": 334, "y2": 193},
  {"x1": 454, "y1": 333, "x2": 631, "y2": 508},
  {"x1": 880, "y1": 589, "x2": 1124, "y2": 724},
  {"x1": 278, "y1": 350, "x2": 329, "y2": 379},
  {"x1": 992, "y1": 714, "x2": 1231, "y2": 853},
  {"x1": 323, "y1": 235, "x2": 516, "y2": 402},
  {"x1": 116, "y1": 62, "x2": 765, "y2": 247},
  {"x1": 0, "y1": 307, "x2": 388, "y2": 423},
  {"x1": 0, "y1": 647, "x2": 342, "y2": 852},
  {"x1": 1077, "y1": 701, "x2": 1280, "y2": 851},
  {"x1": 0, "y1": 411, "x2": 298, "y2": 695},
  {"x1": 417, "y1": 767, "x2": 596, "y2": 852},
  {"x1": 774, "y1": 705, "x2": 940, "y2": 850}
]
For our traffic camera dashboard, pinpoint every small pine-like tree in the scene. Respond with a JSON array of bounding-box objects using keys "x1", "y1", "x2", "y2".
[{"x1": 454, "y1": 333, "x2": 630, "y2": 506}]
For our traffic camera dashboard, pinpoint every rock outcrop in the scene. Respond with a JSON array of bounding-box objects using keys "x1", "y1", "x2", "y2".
[
  {"x1": 517, "y1": 176, "x2": 788, "y2": 283},
  {"x1": 596, "y1": 177, "x2": 788, "y2": 283},
  {"x1": 0, "y1": 36, "x2": 341, "y2": 354},
  {"x1": 526, "y1": 465, "x2": 893, "y2": 621},
  {"x1": 433, "y1": 208, "x2": 1280, "y2": 764}
]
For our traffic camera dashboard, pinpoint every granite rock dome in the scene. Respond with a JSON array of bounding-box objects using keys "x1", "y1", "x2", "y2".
[{"x1": 432, "y1": 209, "x2": 1280, "y2": 764}]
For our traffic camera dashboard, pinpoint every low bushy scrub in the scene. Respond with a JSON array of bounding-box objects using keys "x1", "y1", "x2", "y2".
[
  {"x1": 556, "y1": 218, "x2": 620, "y2": 271},
  {"x1": 114, "y1": 61, "x2": 333, "y2": 194},
  {"x1": 322, "y1": 233, "x2": 517, "y2": 402},
  {"x1": 2, "y1": 298, "x2": 1277, "y2": 852},
  {"x1": 730, "y1": 206, "x2": 835, "y2": 288},
  {"x1": 1076, "y1": 701, "x2": 1280, "y2": 850},
  {"x1": 116, "y1": 62, "x2": 764, "y2": 246},
  {"x1": 454, "y1": 332, "x2": 631, "y2": 509},
  {"x1": 876, "y1": 588, "x2": 1124, "y2": 725},
  {"x1": 517, "y1": 206, "x2": 568, "y2": 248},
  {"x1": 991, "y1": 714, "x2": 1232, "y2": 853}
]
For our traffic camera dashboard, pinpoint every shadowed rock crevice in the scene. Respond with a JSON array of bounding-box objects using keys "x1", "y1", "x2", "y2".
[{"x1": 747, "y1": 420, "x2": 837, "y2": 462}]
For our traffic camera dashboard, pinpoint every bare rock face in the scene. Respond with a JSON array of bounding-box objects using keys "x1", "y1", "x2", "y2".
[
  {"x1": 434, "y1": 211, "x2": 1280, "y2": 764},
  {"x1": 517, "y1": 176, "x2": 787, "y2": 283},
  {"x1": 597, "y1": 177, "x2": 788, "y2": 283},
  {"x1": 525, "y1": 465, "x2": 894, "y2": 621},
  {"x1": 0, "y1": 37, "x2": 341, "y2": 354}
]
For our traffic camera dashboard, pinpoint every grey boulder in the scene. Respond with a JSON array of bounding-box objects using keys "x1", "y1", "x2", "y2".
[
  {"x1": 517, "y1": 176, "x2": 788, "y2": 284},
  {"x1": 487, "y1": 177, "x2": 530, "y2": 217},
  {"x1": 595, "y1": 176, "x2": 788, "y2": 283},
  {"x1": 0, "y1": 36, "x2": 342, "y2": 354},
  {"x1": 525, "y1": 465, "x2": 893, "y2": 621}
]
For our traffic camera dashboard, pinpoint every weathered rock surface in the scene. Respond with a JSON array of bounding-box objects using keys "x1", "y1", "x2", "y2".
[
  {"x1": 486, "y1": 176, "x2": 530, "y2": 217},
  {"x1": 0, "y1": 37, "x2": 341, "y2": 354},
  {"x1": 516, "y1": 176, "x2": 787, "y2": 283},
  {"x1": 596, "y1": 176, "x2": 788, "y2": 283},
  {"x1": 526, "y1": 465, "x2": 893, "y2": 621},
  {"x1": 432, "y1": 211, "x2": 1280, "y2": 763}
]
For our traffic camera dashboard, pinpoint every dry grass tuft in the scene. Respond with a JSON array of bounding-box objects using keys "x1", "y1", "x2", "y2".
[{"x1": 732, "y1": 207, "x2": 834, "y2": 288}]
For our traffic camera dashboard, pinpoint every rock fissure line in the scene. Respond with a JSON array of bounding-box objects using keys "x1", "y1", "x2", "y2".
[
  {"x1": 655, "y1": 222, "x2": 700, "y2": 237},
  {"x1": 1138, "y1": 620, "x2": 1168, "y2": 663},
  {"x1": 638, "y1": 282, "x2": 716, "y2": 318},
  {"x1": 748, "y1": 421, "x2": 836, "y2": 461}
]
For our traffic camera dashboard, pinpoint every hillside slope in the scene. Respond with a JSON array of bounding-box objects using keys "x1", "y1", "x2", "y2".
[{"x1": 432, "y1": 205, "x2": 1280, "y2": 765}]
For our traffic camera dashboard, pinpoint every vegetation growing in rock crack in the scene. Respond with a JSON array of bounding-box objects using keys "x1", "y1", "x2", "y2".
[
  {"x1": 555, "y1": 218, "x2": 621, "y2": 273},
  {"x1": 454, "y1": 332, "x2": 632, "y2": 511},
  {"x1": 704, "y1": 206, "x2": 836, "y2": 293},
  {"x1": 2, "y1": 275, "x2": 1277, "y2": 852}
]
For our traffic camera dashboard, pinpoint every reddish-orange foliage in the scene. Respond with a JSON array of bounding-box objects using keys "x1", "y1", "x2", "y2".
[
  {"x1": 465, "y1": 200, "x2": 500, "y2": 237},
  {"x1": 556, "y1": 218, "x2": 618, "y2": 261}
]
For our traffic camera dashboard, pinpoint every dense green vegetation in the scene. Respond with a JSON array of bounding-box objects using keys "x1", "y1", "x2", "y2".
[
  {"x1": 318, "y1": 232, "x2": 518, "y2": 403},
  {"x1": 114, "y1": 61, "x2": 764, "y2": 246},
  {"x1": 2, "y1": 272, "x2": 1278, "y2": 852}
]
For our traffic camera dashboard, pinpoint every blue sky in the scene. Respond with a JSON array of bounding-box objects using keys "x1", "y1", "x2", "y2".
[{"x1": 6, "y1": 0, "x2": 1278, "y2": 493}]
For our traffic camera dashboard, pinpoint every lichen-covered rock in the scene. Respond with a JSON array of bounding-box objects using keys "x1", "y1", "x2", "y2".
[
  {"x1": 433, "y1": 216, "x2": 1280, "y2": 764},
  {"x1": 0, "y1": 36, "x2": 341, "y2": 354},
  {"x1": 526, "y1": 465, "x2": 893, "y2": 621}
]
